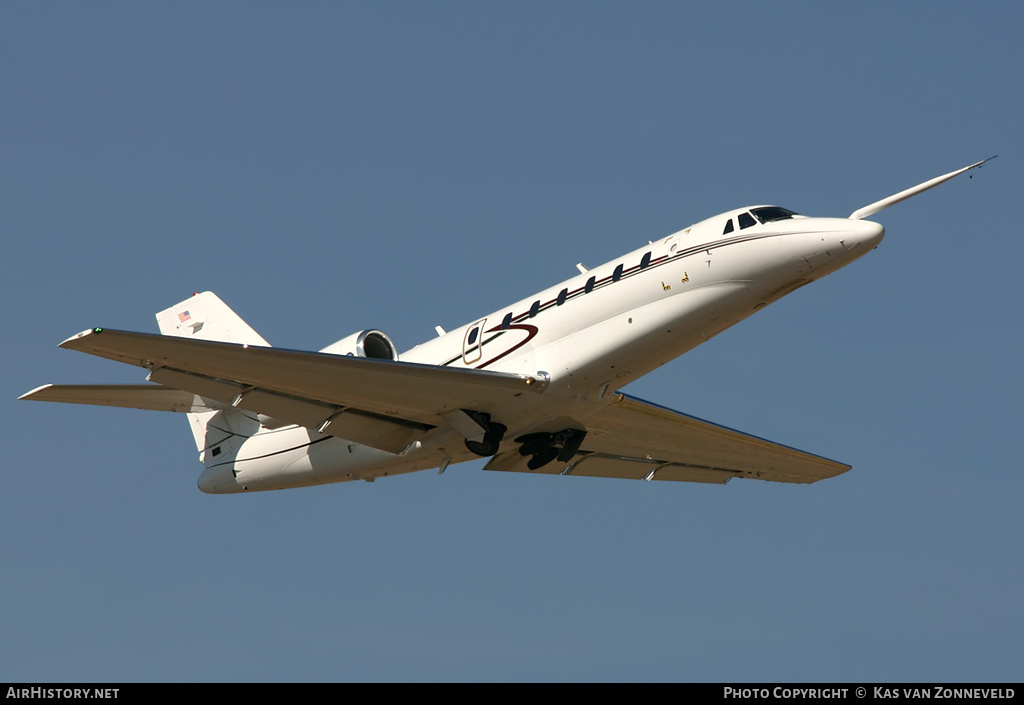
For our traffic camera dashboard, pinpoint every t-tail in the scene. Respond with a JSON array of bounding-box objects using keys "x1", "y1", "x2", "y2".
[
  {"x1": 20, "y1": 292, "x2": 272, "y2": 469},
  {"x1": 153, "y1": 292, "x2": 271, "y2": 460}
]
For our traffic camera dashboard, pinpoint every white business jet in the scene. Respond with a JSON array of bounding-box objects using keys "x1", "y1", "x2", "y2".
[{"x1": 21, "y1": 158, "x2": 993, "y2": 493}]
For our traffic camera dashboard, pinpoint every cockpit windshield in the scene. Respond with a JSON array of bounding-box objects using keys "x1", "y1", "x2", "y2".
[{"x1": 751, "y1": 206, "x2": 798, "y2": 223}]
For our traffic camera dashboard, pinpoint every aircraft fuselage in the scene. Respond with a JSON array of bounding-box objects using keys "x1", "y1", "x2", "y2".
[{"x1": 197, "y1": 210, "x2": 884, "y2": 493}]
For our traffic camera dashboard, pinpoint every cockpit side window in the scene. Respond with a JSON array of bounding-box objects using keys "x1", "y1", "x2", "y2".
[
  {"x1": 738, "y1": 212, "x2": 757, "y2": 229},
  {"x1": 751, "y1": 206, "x2": 798, "y2": 223},
  {"x1": 723, "y1": 219, "x2": 734, "y2": 234}
]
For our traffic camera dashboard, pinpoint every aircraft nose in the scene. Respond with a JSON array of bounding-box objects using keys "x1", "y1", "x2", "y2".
[{"x1": 846, "y1": 219, "x2": 885, "y2": 250}]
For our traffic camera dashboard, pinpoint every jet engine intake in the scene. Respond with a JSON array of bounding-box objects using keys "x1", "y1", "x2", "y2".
[{"x1": 320, "y1": 330, "x2": 399, "y2": 361}]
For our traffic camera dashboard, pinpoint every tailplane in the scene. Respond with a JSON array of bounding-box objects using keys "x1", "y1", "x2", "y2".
[{"x1": 20, "y1": 292, "x2": 269, "y2": 464}]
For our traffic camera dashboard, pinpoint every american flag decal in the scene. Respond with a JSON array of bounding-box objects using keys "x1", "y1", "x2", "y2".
[{"x1": 178, "y1": 310, "x2": 191, "y2": 323}]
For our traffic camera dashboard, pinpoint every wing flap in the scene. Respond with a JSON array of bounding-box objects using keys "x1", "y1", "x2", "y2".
[
  {"x1": 567, "y1": 454, "x2": 739, "y2": 483},
  {"x1": 317, "y1": 410, "x2": 427, "y2": 455},
  {"x1": 147, "y1": 366, "x2": 428, "y2": 454},
  {"x1": 484, "y1": 449, "x2": 739, "y2": 483},
  {"x1": 147, "y1": 366, "x2": 248, "y2": 404}
]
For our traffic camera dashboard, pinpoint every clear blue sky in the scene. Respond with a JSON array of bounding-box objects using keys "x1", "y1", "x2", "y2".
[{"x1": 3, "y1": 2, "x2": 1021, "y2": 682}]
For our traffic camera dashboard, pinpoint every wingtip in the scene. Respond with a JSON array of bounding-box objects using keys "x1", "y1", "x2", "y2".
[
  {"x1": 58, "y1": 327, "x2": 103, "y2": 349},
  {"x1": 966, "y1": 155, "x2": 997, "y2": 171},
  {"x1": 19, "y1": 384, "x2": 55, "y2": 401}
]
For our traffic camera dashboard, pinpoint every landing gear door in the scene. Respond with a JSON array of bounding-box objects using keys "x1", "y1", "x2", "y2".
[{"x1": 463, "y1": 319, "x2": 486, "y2": 365}]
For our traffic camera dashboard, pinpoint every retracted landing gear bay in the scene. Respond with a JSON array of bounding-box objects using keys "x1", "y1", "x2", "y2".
[
  {"x1": 516, "y1": 429, "x2": 587, "y2": 470},
  {"x1": 462, "y1": 410, "x2": 507, "y2": 457}
]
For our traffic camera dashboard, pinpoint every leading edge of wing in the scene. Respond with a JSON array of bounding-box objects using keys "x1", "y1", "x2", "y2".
[{"x1": 56, "y1": 327, "x2": 543, "y2": 427}]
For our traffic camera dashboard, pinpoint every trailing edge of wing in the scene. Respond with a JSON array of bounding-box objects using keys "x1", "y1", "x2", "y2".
[
  {"x1": 56, "y1": 327, "x2": 542, "y2": 428},
  {"x1": 144, "y1": 366, "x2": 430, "y2": 453},
  {"x1": 485, "y1": 393, "x2": 850, "y2": 484}
]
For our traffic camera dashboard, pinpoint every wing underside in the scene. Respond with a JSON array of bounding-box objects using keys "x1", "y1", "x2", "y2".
[
  {"x1": 485, "y1": 393, "x2": 850, "y2": 484},
  {"x1": 27, "y1": 328, "x2": 850, "y2": 484},
  {"x1": 42, "y1": 327, "x2": 542, "y2": 454},
  {"x1": 19, "y1": 384, "x2": 205, "y2": 412}
]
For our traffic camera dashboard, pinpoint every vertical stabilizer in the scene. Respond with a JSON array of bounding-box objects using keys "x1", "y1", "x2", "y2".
[
  {"x1": 155, "y1": 292, "x2": 270, "y2": 454},
  {"x1": 155, "y1": 291, "x2": 270, "y2": 346}
]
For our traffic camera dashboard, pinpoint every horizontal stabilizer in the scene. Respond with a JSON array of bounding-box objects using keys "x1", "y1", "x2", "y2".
[{"x1": 19, "y1": 384, "x2": 207, "y2": 413}]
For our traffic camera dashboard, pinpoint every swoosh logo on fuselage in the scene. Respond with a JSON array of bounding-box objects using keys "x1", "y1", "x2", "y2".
[{"x1": 443, "y1": 229, "x2": 820, "y2": 370}]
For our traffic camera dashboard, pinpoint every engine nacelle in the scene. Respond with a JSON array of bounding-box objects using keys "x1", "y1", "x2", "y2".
[{"x1": 319, "y1": 329, "x2": 399, "y2": 361}]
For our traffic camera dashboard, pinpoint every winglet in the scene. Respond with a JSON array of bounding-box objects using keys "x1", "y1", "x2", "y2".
[{"x1": 849, "y1": 156, "x2": 996, "y2": 220}]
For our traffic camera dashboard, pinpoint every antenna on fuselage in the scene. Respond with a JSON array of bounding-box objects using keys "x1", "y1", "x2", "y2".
[{"x1": 849, "y1": 156, "x2": 996, "y2": 221}]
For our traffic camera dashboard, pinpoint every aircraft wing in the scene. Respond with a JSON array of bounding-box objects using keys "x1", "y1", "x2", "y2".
[
  {"x1": 50, "y1": 327, "x2": 542, "y2": 453},
  {"x1": 41, "y1": 329, "x2": 850, "y2": 481},
  {"x1": 485, "y1": 393, "x2": 850, "y2": 484}
]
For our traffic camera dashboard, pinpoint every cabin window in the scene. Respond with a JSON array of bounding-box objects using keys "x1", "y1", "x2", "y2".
[
  {"x1": 501, "y1": 312, "x2": 512, "y2": 329},
  {"x1": 585, "y1": 275, "x2": 596, "y2": 293},
  {"x1": 723, "y1": 219, "x2": 734, "y2": 234},
  {"x1": 467, "y1": 328, "x2": 478, "y2": 345},
  {"x1": 640, "y1": 252, "x2": 652, "y2": 269},
  {"x1": 529, "y1": 300, "x2": 540, "y2": 317},
  {"x1": 557, "y1": 288, "x2": 568, "y2": 305},
  {"x1": 738, "y1": 212, "x2": 757, "y2": 229},
  {"x1": 612, "y1": 264, "x2": 624, "y2": 282}
]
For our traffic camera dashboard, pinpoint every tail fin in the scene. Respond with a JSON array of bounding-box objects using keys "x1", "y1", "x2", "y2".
[
  {"x1": 155, "y1": 291, "x2": 270, "y2": 346},
  {"x1": 155, "y1": 292, "x2": 269, "y2": 455}
]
